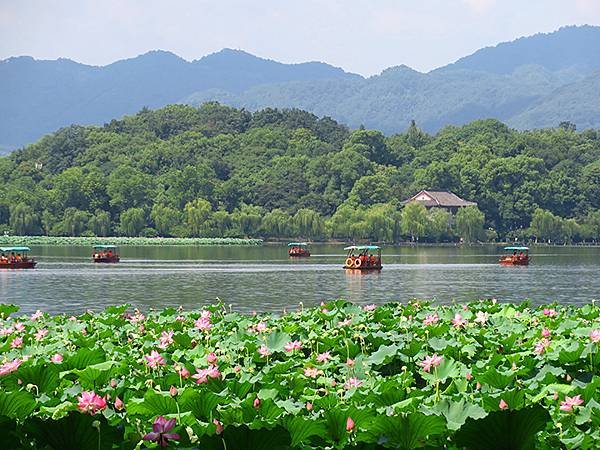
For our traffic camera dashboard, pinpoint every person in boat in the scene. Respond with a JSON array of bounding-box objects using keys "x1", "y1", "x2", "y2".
[
  {"x1": 9, "y1": 252, "x2": 16, "y2": 263},
  {"x1": 369, "y1": 254, "x2": 376, "y2": 266}
]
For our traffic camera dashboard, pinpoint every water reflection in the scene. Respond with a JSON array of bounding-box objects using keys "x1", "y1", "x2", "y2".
[{"x1": 0, "y1": 244, "x2": 598, "y2": 314}]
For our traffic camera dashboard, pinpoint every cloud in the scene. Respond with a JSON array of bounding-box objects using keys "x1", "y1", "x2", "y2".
[{"x1": 462, "y1": 0, "x2": 496, "y2": 14}]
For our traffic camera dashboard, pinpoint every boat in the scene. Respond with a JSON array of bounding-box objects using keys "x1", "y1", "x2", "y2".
[
  {"x1": 343, "y1": 245, "x2": 382, "y2": 271},
  {"x1": 93, "y1": 245, "x2": 120, "y2": 263},
  {"x1": 499, "y1": 246, "x2": 530, "y2": 266},
  {"x1": 288, "y1": 242, "x2": 311, "y2": 257},
  {"x1": 0, "y1": 246, "x2": 37, "y2": 269}
]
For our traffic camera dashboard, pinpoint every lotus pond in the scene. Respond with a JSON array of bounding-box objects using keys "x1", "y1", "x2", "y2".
[{"x1": 0, "y1": 300, "x2": 599, "y2": 449}]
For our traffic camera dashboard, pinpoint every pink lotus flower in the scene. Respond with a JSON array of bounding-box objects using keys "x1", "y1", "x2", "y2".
[
  {"x1": 543, "y1": 308, "x2": 557, "y2": 317},
  {"x1": 466, "y1": 372, "x2": 472, "y2": 381},
  {"x1": 560, "y1": 394, "x2": 584, "y2": 412},
  {"x1": 423, "y1": 314, "x2": 439, "y2": 326},
  {"x1": 590, "y1": 330, "x2": 600, "y2": 343},
  {"x1": 206, "y1": 352, "x2": 217, "y2": 364},
  {"x1": 284, "y1": 340, "x2": 302, "y2": 352},
  {"x1": 419, "y1": 354, "x2": 443, "y2": 373},
  {"x1": 114, "y1": 396, "x2": 124, "y2": 411},
  {"x1": 304, "y1": 367, "x2": 320, "y2": 378},
  {"x1": 474, "y1": 311, "x2": 488, "y2": 325},
  {"x1": 10, "y1": 336, "x2": 23, "y2": 349},
  {"x1": 451, "y1": 313, "x2": 468, "y2": 329},
  {"x1": 0, "y1": 358, "x2": 21, "y2": 376},
  {"x1": 50, "y1": 353, "x2": 63, "y2": 363},
  {"x1": 14, "y1": 322, "x2": 25, "y2": 333},
  {"x1": 143, "y1": 416, "x2": 180, "y2": 448},
  {"x1": 338, "y1": 318, "x2": 352, "y2": 327},
  {"x1": 158, "y1": 331, "x2": 174, "y2": 349},
  {"x1": 195, "y1": 317, "x2": 212, "y2": 332},
  {"x1": 34, "y1": 328, "x2": 48, "y2": 340},
  {"x1": 534, "y1": 338, "x2": 550, "y2": 355},
  {"x1": 176, "y1": 366, "x2": 190, "y2": 378},
  {"x1": 306, "y1": 402, "x2": 313, "y2": 411},
  {"x1": 363, "y1": 304, "x2": 377, "y2": 312},
  {"x1": 30, "y1": 310, "x2": 43, "y2": 321},
  {"x1": 344, "y1": 377, "x2": 363, "y2": 389},
  {"x1": 541, "y1": 328, "x2": 551, "y2": 338},
  {"x1": 144, "y1": 350, "x2": 166, "y2": 369},
  {"x1": 499, "y1": 399, "x2": 508, "y2": 410},
  {"x1": 253, "y1": 397, "x2": 261, "y2": 408},
  {"x1": 316, "y1": 351, "x2": 331, "y2": 363},
  {"x1": 169, "y1": 385, "x2": 178, "y2": 396},
  {"x1": 258, "y1": 345, "x2": 271, "y2": 357},
  {"x1": 191, "y1": 365, "x2": 221, "y2": 384},
  {"x1": 77, "y1": 391, "x2": 107, "y2": 415},
  {"x1": 253, "y1": 322, "x2": 267, "y2": 333},
  {"x1": 346, "y1": 416, "x2": 355, "y2": 432},
  {"x1": 346, "y1": 358, "x2": 355, "y2": 367},
  {"x1": 213, "y1": 418, "x2": 224, "y2": 435},
  {"x1": 0, "y1": 327, "x2": 14, "y2": 336}
]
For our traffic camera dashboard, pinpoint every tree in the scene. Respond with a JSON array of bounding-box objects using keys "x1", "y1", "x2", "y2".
[
  {"x1": 427, "y1": 208, "x2": 452, "y2": 241},
  {"x1": 184, "y1": 199, "x2": 212, "y2": 237},
  {"x1": 401, "y1": 202, "x2": 428, "y2": 241},
  {"x1": 529, "y1": 208, "x2": 562, "y2": 243},
  {"x1": 454, "y1": 207, "x2": 485, "y2": 243},
  {"x1": 119, "y1": 208, "x2": 146, "y2": 236},
  {"x1": 61, "y1": 208, "x2": 90, "y2": 236},
  {"x1": 293, "y1": 208, "x2": 325, "y2": 239},
  {"x1": 150, "y1": 204, "x2": 181, "y2": 237},
  {"x1": 9, "y1": 203, "x2": 38, "y2": 235},
  {"x1": 262, "y1": 209, "x2": 292, "y2": 238},
  {"x1": 89, "y1": 210, "x2": 111, "y2": 236}
]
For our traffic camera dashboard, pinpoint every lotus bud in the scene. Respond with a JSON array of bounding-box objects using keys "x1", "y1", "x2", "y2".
[
  {"x1": 346, "y1": 416, "x2": 355, "y2": 432},
  {"x1": 253, "y1": 397, "x2": 261, "y2": 409},
  {"x1": 169, "y1": 385, "x2": 178, "y2": 397}
]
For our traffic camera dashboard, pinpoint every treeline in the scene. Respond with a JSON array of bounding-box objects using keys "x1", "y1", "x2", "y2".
[{"x1": 1, "y1": 103, "x2": 600, "y2": 243}]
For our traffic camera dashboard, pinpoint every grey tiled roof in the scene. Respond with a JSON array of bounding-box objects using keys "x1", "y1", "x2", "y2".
[{"x1": 402, "y1": 190, "x2": 477, "y2": 207}]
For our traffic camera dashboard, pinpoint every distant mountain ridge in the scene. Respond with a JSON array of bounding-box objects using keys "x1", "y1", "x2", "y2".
[{"x1": 2, "y1": 25, "x2": 600, "y2": 150}]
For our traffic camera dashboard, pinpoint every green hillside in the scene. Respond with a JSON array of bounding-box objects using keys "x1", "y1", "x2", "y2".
[{"x1": 1, "y1": 103, "x2": 599, "y2": 243}]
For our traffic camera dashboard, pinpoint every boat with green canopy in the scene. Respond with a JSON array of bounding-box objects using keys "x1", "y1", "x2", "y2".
[
  {"x1": 288, "y1": 242, "x2": 310, "y2": 257},
  {"x1": 499, "y1": 246, "x2": 529, "y2": 266},
  {"x1": 0, "y1": 246, "x2": 37, "y2": 269},
  {"x1": 92, "y1": 245, "x2": 120, "y2": 263},
  {"x1": 343, "y1": 245, "x2": 382, "y2": 270}
]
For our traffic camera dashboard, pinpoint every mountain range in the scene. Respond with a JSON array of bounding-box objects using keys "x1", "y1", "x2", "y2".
[{"x1": 2, "y1": 25, "x2": 600, "y2": 151}]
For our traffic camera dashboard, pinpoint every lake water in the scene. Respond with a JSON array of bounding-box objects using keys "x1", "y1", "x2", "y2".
[{"x1": 1, "y1": 245, "x2": 599, "y2": 315}]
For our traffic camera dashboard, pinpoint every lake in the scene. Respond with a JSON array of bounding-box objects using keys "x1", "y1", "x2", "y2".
[{"x1": 1, "y1": 244, "x2": 599, "y2": 315}]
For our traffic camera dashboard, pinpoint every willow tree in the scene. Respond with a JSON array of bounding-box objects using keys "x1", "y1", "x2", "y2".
[
  {"x1": 455, "y1": 206, "x2": 485, "y2": 243},
  {"x1": 401, "y1": 202, "x2": 428, "y2": 242}
]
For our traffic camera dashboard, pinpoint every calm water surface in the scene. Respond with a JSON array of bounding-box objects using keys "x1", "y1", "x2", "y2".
[{"x1": 1, "y1": 245, "x2": 599, "y2": 314}]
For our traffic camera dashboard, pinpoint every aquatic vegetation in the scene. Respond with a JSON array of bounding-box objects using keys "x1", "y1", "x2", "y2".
[
  {"x1": 0, "y1": 236, "x2": 263, "y2": 246},
  {"x1": 0, "y1": 300, "x2": 598, "y2": 449}
]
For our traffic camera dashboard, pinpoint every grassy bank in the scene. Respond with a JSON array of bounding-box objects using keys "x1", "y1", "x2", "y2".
[
  {"x1": 0, "y1": 235, "x2": 263, "y2": 246},
  {"x1": 0, "y1": 300, "x2": 598, "y2": 449}
]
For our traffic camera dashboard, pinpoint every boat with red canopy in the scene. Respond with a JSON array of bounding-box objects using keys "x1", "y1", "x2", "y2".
[
  {"x1": 343, "y1": 245, "x2": 382, "y2": 271},
  {"x1": 0, "y1": 246, "x2": 37, "y2": 269},
  {"x1": 93, "y1": 245, "x2": 120, "y2": 263},
  {"x1": 288, "y1": 242, "x2": 310, "y2": 257},
  {"x1": 499, "y1": 246, "x2": 530, "y2": 266}
]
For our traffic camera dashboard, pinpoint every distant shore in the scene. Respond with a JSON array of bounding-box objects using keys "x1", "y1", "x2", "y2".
[{"x1": 0, "y1": 236, "x2": 263, "y2": 246}]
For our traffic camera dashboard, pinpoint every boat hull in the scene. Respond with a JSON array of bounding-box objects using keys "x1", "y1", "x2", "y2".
[
  {"x1": 289, "y1": 251, "x2": 310, "y2": 257},
  {"x1": 93, "y1": 256, "x2": 120, "y2": 263},
  {"x1": 499, "y1": 258, "x2": 529, "y2": 266},
  {"x1": 0, "y1": 261, "x2": 37, "y2": 269},
  {"x1": 344, "y1": 265, "x2": 382, "y2": 271}
]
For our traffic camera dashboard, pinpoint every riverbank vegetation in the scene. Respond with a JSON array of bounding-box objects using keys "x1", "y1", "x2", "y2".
[
  {"x1": 0, "y1": 236, "x2": 262, "y2": 247},
  {"x1": 2, "y1": 103, "x2": 600, "y2": 243},
  {"x1": 0, "y1": 300, "x2": 598, "y2": 449}
]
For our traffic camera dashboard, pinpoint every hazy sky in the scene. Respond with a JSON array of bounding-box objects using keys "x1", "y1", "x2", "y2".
[{"x1": 1, "y1": 0, "x2": 599, "y2": 76}]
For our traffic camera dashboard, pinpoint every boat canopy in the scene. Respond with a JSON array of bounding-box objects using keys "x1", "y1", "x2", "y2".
[
  {"x1": 287, "y1": 242, "x2": 308, "y2": 247},
  {"x1": 93, "y1": 245, "x2": 117, "y2": 249},
  {"x1": 504, "y1": 246, "x2": 529, "y2": 251},
  {"x1": 0, "y1": 246, "x2": 31, "y2": 252},
  {"x1": 344, "y1": 245, "x2": 381, "y2": 251}
]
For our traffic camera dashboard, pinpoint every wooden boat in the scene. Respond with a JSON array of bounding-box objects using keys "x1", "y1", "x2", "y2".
[
  {"x1": 0, "y1": 246, "x2": 37, "y2": 269},
  {"x1": 288, "y1": 242, "x2": 310, "y2": 257},
  {"x1": 343, "y1": 245, "x2": 382, "y2": 271},
  {"x1": 499, "y1": 246, "x2": 530, "y2": 266},
  {"x1": 93, "y1": 245, "x2": 120, "y2": 263}
]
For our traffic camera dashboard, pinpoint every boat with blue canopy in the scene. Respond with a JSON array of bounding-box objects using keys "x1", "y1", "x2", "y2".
[
  {"x1": 343, "y1": 245, "x2": 382, "y2": 270},
  {"x1": 499, "y1": 246, "x2": 529, "y2": 265},
  {"x1": 0, "y1": 246, "x2": 37, "y2": 269}
]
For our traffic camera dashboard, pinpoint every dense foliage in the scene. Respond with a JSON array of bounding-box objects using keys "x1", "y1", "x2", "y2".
[
  {"x1": 0, "y1": 236, "x2": 261, "y2": 247},
  {"x1": 0, "y1": 300, "x2": 598, "y2": 449},
  {"x1": 2, "y1": 103, "x2": 600, "y2": 243}
]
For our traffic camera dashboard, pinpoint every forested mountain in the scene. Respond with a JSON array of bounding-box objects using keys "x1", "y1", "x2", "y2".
[
  {"x1": 1, "y1": 103, "x2": 600, "y2": 243},
  {"x1": 0, "y1": 49, "x2": 356, "y2": 150},
  {"x1": 2, "y1": 25, "x2": 600, "y2": 151}
]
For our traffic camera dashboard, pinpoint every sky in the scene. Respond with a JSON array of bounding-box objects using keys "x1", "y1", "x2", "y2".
[{"x1": 1, "y1": 0, "x2": 599, "y2": 76}]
